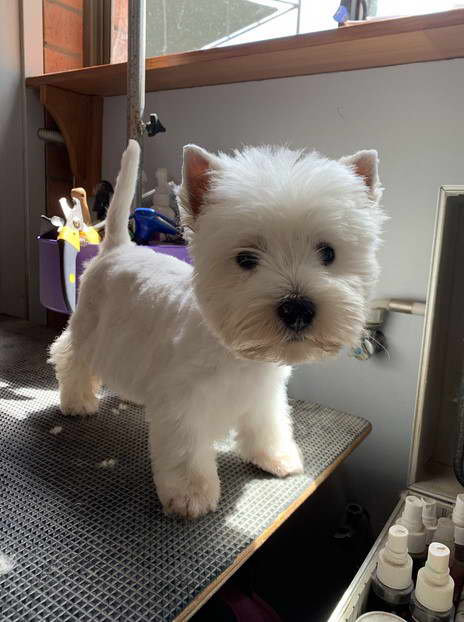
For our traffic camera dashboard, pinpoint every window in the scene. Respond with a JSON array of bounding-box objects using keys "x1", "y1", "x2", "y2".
[
  {"x1": 104, "y1": 1, "x2": 464, "y2": 65},
  {"x1": 111, "y1": 0, "x2": 342, "y2": 63}
]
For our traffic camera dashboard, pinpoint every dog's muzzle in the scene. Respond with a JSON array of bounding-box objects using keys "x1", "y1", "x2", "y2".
[{"x1": 277, "y1": 295, "x2": 316, "y2": 333}]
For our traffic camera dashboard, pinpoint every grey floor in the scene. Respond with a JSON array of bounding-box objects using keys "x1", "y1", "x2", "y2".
[{"x1": 0, "y1": 316, "x2": 369, "y2": 621}]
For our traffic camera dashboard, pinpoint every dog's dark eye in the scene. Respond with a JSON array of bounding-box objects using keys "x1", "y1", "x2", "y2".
[
  {"x1": 317, "y1": 243, "x2": 335, "y2": 266},
  {"x1": 236, "y1": 251, "x2": 259, "y2": 270}
]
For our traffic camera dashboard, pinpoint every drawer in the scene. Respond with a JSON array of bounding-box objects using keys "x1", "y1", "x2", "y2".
[{"x1": 328, "y1": 493, "x2": 453, "y2": 622}]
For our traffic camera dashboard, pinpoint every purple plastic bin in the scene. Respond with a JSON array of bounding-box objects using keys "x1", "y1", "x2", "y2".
[{"x1": 38, "y1": 236, "x2": 191, "y2": 314}]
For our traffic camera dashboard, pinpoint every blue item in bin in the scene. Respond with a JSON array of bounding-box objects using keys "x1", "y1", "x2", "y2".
[
  {"x1": 333, "y1": 4, "x2": 349, "y2": 24},
  {"x1": 133, "y1": 207, "x2": 178, "y2": 245}
]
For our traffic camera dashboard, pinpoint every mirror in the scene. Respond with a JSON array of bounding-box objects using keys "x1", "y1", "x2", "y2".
[{"x1": 409, "y1": 187, "x2": 464, "y2": 500}]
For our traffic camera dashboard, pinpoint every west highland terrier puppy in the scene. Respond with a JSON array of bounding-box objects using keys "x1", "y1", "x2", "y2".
[{"x1": 50, "y1": 139, "x2": 384, "y2": 518}]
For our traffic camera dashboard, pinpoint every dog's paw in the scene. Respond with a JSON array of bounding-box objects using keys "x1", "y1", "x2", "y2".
[
  {"x1": 60, "y1": 394, "x2": 99, "y2": 416},
  {"x1": 158, "y1": 474, "x2": 220, "y2": 519},
  {"x1": 165, "y1": 490, "x2": 218, "y2": 519},
  {"x1": 246, "y1": 444, "x2": 304, "y2": 478}
]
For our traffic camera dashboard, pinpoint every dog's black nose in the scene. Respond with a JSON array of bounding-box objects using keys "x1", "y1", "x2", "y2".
[{"x1": 277, "y1": 296, "x2": 316, "y2": 332}]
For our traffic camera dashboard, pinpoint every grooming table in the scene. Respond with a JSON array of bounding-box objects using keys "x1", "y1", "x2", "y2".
[{"x1": 0, "y1": 317, "x2": 371, "y2": 621}]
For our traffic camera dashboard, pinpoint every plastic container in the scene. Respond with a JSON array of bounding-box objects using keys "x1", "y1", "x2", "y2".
[
  {"x1": 451, "y1": 540, "x2": 464, "y2": 603},
  {"x1": 356, "y1": 613, "x2": 408, "y2": 621},
  {"x1": 455, "y1": 584, "x2": 464, "y2": 622},
  {"x1": 367, "y1": 525, "x2": 413, "y2": 619},
  {"x1": 396, "y1": 496, "x2": 427, "y2": 555},
  {"x1": 453, "y1": 494, "x2": 464, "y2": 528},
  {"x1": 451, "y1": 524, "x2": 464, "y2": 601},
  {"x1": 153, "y1": 168, "x2": 180, "y2": 242},
  {"x1": 410, "y1": 542, "x2": 454, "y2": 622},
  {"x1": 395, "y1": 496, "x2": 427, "y2": 577},
  {"x1": 433, "y1": 518, "x2": 455, "y2": 565},
  {"x1": 153, "y1": 169, "x2": 172, "y2": 216},
  {"x1": 422, "y1": 499, "x2": 438, "y2": 545},
  {"x1": 38, "y1": 236, "x2": 190, "y2": 314}
]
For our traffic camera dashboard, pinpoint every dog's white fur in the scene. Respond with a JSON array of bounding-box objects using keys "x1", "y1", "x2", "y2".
[{"x1": 49, "y1": 140, "x2": 384, "y2": 518}]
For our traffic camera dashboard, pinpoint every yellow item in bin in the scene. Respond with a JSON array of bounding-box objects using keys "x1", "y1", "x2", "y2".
[
  {"x1": 57, "y1": 195, "x2": 100, "y2": 313},
  {"x1": 59, "y1": 196, "x2": 101, "y2": 245},
  {"x1": 56, "y1": 194, "x2": 100, "y2": 313},
  {"x1": 57, "y1": 224, "x2": 80, "y2": 251},
  {"x1": 80, "y1": 225, "x2": 100, "y2": 244}
]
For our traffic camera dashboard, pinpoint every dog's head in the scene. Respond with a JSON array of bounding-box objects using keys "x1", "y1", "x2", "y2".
[{"x1": 178, "y1": 145, "x2": 385, "y2": 364}]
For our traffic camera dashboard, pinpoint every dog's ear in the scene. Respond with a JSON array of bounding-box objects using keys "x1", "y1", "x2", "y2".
[
  {"x1": 340, "y1": 150, "x2": 382, "y2": 204},
  {"x1": 181, "y1": 145, "x2": 222, "y2": 217}
]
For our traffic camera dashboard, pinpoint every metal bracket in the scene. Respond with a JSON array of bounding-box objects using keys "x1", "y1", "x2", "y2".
[{"x1": 145, "y1": 113, "x2": 166, "y2": 137}]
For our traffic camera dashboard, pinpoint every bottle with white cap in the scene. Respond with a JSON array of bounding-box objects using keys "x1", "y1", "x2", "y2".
[
  {"x1": 452, "y1": 494, "x2": 464, "y2": 601},
  {"x1": 410, "y1": 542, "x2": 455, "y2": 622},
  {"x1": 356, "y1": 613, "x2": 409, "y2": 621},
  {"x1": 421, "y1": 498, "x2": 438, "y2": 546},
  {"x1": 452, "y1": 527, "x2": 464, "y2": 603},
  {"x1": 434, "y1": 518, "x2": 455, "y2": 565},
  {"x1": 367, "y1": 525, "x2": 414, "y2": 619},
  {"x1": 396, "y1": 496, "x2": 427, "y2": 576},
  {"x1": 153, "y1": 168, "x2": 176, "y2": 241},
  {"x1": 453, "y1": 494, "x2": 464, "y2": 529},
  {"x1": 455, "y1": 584, "x2": 464, "y2": 622}
]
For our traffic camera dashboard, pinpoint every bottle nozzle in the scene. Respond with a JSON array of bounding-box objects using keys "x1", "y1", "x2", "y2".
[
  {"x1": 429, "y1": 543, "x2": 451, "y2": 573},
  {"x1": 396, "y1": 495, "x2": 426, "y2": 554},
  {"x1": 387, "y1": 524, "x2": 409, "y2": 555},
  {"x1": 376, "y1": 525, "x2": 413, "y2": 590},
  {"x1": 414, "y1": 542, "x2": 454, "y2": 612},
  {"x1": 422, "y1": 498, "x2": 438, "y2": 545},
  {"x1": 422, "y1": 498, "x2": 437, "y2": 522}
]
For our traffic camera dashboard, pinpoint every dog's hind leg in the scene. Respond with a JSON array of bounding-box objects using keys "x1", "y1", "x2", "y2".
[{"x1": 49, "y1": 328, "x2": 100, "y2": 416}]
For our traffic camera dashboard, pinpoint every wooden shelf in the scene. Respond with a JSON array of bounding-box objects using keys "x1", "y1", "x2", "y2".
[{"x1": 26, "y1": 9, "x2": 464, "y2": 97}]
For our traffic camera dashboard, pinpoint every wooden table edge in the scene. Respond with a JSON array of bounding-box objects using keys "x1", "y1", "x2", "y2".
[{"x1": 175, "y1": 421, "x2": 372, "y2": 621}]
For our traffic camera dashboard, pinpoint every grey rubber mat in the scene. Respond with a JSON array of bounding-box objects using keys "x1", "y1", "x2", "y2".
[{"x1": 0, "y1": 317, "x2": 370, "y2": 621}]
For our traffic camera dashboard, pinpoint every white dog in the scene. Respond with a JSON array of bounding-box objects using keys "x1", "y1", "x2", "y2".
[{"x1": 50, "y1": 140, "x2": 384, "y2": 518}]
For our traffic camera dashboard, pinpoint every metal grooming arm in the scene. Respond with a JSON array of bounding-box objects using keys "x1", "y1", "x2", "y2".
[
  {"x1": 127, "y1": 0, "x2": 146, "y2": 213},
  {"x1": 127, "y1": 0, "x2": 166, "y2": 214}
]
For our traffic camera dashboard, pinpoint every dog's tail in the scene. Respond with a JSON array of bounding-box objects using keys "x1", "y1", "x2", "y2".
[{"x1": 101, "y1": 139, "x2": 140, "y2": 252}]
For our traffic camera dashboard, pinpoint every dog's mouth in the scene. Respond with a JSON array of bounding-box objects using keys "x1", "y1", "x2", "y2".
[
  {"x1": 305, "y1": 337, "x2": 343, "y2": 354},
  {"x1": 285, "y1": 331, "x2": 342, "y2": 351},
  {"x1": 286, "y1": 334, "x2": 306, "y2": 343},
  {"x1": 230, "y1": 335, "x2": 344, "y2": 365}
]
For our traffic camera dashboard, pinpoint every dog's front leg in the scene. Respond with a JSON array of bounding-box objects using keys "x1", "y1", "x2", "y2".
[
  {"x1": 148, "y1": 412, "x2": 220, "y2": 519},
  {"x1": 236, "y1": 382, "x2": 303, "y2": 478}
]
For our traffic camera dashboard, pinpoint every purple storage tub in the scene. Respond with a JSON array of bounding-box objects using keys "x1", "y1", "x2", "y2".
[{"x1": 38, "y1": 236, "x2": 191, "y2": 314}]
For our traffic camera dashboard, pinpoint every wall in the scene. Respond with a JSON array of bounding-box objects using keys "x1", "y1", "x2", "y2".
[
  {"x1": 22, "y1": 0, "x2": 46, "y2": 325},
  {"x1": 43, "y1": 0, "x2": 83, "y2": 72},
  {"x1": 0, "y1": 0, "x2": 46, "y2": 323},
  {"x1": 0, "y1": 1, "x2": 27, "y2": 318},
  {"x1": 102, "y1": 59, "x2": 464, "y2": 530}
]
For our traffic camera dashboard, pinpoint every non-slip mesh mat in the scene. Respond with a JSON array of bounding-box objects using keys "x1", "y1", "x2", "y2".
[{"x1": 0, "y1": 317, "x2": 370, "y2": 621}]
